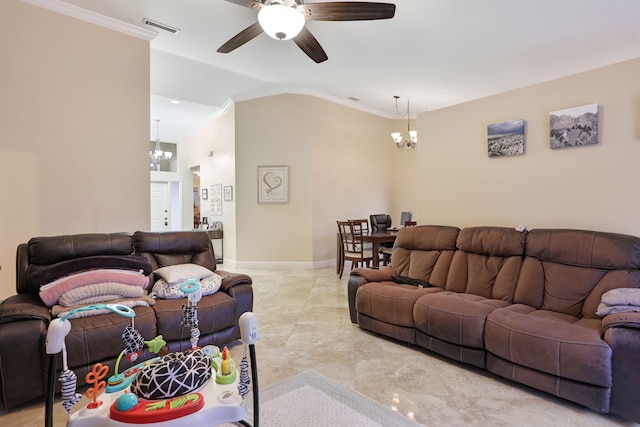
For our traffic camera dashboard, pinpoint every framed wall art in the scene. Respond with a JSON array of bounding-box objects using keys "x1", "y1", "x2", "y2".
[
  {"x1": 201, "y1": 188, "x2": 208, "y2": 200},
  {"x1": 210, "y1": 183, "x2": 222, "y2": 215},
  {"x1": 487, "y1": 119, "x2": 525, "y2": 157},
  {"x1": 258, "y1": 165, "x2": 288, "y2": 204},
  {"x1": 550, "y1": 104, "x2": 599, "y2": 149},
  {"x1": 224, "y1": 185, "x2": 233, "y2": 201}
]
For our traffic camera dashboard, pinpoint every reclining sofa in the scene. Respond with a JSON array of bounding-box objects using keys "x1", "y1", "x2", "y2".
[
  {"x1": 348, "y1": 225, "x2": 640, "y2": 423},
  {"x1": 0, "y1": 230, "x2": 252, "y2": 409}
]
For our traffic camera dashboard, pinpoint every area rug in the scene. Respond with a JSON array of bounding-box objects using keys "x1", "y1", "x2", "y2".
[{"x1": 222, "y1": 370, "x2": 420, "y2": 427}]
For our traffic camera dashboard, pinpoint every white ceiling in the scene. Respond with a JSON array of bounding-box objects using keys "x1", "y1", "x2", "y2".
[{"x1": 49, "y1": 0, "x2": 640, "y2": 142}]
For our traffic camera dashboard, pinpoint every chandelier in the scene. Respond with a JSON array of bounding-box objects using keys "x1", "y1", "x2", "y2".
[
  {"x1": 150, "y1": 119, "x2": 172, "y2": 162},
  {"x1": 391, "y1": 96, "x2": 417, "y2": 150}
]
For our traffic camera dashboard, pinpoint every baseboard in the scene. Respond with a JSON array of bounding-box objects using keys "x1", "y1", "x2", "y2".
[{"x1": 231, "y1": 259, "x2": 336, "y2": 269}]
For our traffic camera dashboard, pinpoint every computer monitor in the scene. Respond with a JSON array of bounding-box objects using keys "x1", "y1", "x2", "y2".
[{"x1": 400, "y1": 211, "x2": 412, "y2": 226}]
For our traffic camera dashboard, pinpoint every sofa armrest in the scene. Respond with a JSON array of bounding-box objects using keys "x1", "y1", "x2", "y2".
[
  {"x1": 347, "y1": 266, "x2": 396, "y2": 324},
  {"x1": 217, "y1": 271, "x2": 252, "y2": 293},
  {"x1": 602, "y1": 312, "x2": 640, "y2": 331},
  {"x1": 603, "y1": 312, "x2": 640, "y2": 422},
  {"x1": 350, "y1": 266, "x2": 395, "y2": 282},
  {"x1": 216, "y1": 271, "x2": 253, "y2": 340},
  {"x1": 0, "y1": 293, "x2": 51, "y2": 325}
]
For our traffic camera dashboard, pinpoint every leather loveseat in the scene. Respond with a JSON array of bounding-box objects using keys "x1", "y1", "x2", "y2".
[
  {"x1": 0, "y1": 230, "x2": 252, "y2": 409},
  {"x1": 348, "y1": 225, "x2": 640, "y2": 423}
]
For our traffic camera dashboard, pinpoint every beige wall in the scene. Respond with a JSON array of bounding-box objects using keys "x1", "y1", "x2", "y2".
[
  {"x1": 235, "y1": 95, "x2": 313, "y2": 265},
  {"x1": 390, "y1": 118, "x2": 418, "y2": 221},
  {"x1": 415, "y1": 57, "x2": 640, "y2": 236},
  {"x1": 0, "y1": 1, "x2": 150, "y2": 299},
  {"x1": 234, "y1": 94, "x2": 394, "y2": 266},
  {"x1": 183, "y1": 105, "x2": 236, "y2": 262},
  {"x1": 310, "y1": 97, "x2": 395, "y2": 265}
]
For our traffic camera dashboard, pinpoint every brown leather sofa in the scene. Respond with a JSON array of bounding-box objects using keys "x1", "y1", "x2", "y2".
[
  {"x1": 348, "y1": 225, "x2": 640, "y2": 423},
  {"x1": 0, "y1": 230, "x2": 252, "y2": 409}
]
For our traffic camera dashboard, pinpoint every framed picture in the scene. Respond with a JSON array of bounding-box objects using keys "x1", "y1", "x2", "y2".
[
  {"x1": 224, "y1": 185, "x2": 233, "y2": 201},
  {"x1": 550, "y1": 104, "x2": 599, "y2": 149},
  {"x1": 211, "y1": 184, "x2": 222, "y2": 216},
  {"x1": 201, "y1": 188, "x2": 208, "y2": 200},
  {"x1": 258, "y1": 165, "x2": 288, "y2": 204},
  {"x1": 487, "y1": 119, "x2": 525, "y2": 157}
]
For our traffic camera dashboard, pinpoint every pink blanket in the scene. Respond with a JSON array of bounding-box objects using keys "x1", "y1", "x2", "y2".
[{"x1": 39, "y1": 269, "x2": 148, "y2": 307}]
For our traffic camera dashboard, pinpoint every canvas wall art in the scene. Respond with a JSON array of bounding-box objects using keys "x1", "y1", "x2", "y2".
[
  {"x1": 550, "y1": 104, "x2": 599, "y2": 149},
  {"x1": 487, "y1": 119, "x2": 525, "y2": 157}
]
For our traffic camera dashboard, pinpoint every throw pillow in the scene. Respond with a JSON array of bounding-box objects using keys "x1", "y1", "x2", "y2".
[
  {"x1": 150, "y1": 274, "x2": 223, "y2": 299},
  {"x1": 154, "y1": 263, "x2": 213, "y2": 284}
]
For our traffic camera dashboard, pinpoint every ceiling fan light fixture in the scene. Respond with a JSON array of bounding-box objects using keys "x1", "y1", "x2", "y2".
[{"x1": 258, "y1": 4, "x2": 305, "y2": 40}]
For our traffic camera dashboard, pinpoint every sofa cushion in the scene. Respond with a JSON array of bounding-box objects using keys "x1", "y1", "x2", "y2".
[
  {"x1": 525, "y1": 229, "x2": 640, "y2": 270},
  {"x1": 391, "y1": 225, "x2": 459, "y2": 288},
  {"x1": 516, "y1": 229, "x2": 640, "y2": 317},
  {"x1": 414, "y1": 292, "x2": 510, "y2": 348},
  {"x1": 485, "y1": 304, "x2": 612, "y2": 387},
  {"x1": 457, "y1": 226, "x2": 527, "y2": 258},
  {"x1": 445, "y1": 227, "x2": 525, "y2": 300},
  {"x1": 152, "y1": 292, "x2": 237, "y2": 341},
  {"x1": 25, "y1": 233, "x2": 135, "y2": 294},
  {"x1": 64, "y1": 306, "x2": 157, "y2": 368},
  {"x1": 356, "y1": 282, "x2": 441, "y2": 328}
]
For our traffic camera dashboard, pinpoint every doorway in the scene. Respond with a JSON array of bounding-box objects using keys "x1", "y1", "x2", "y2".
[
  {"x1": 150, "y1": 181, "x2": 182, "y2": 231},
  {"x1": 192, "y1": 166, "x2": 201, "y2": 228},
  {"x1": 151, "y1": 182, "x2": 169, "y2": 231}
]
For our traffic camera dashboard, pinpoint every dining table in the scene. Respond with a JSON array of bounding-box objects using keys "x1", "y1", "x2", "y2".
[{"x1": 336, "y1": 229, "x2": 399, "y2": 273}]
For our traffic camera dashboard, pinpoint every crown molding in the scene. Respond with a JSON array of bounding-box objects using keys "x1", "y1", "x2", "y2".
[{"x1": 21, "y1": 0, "x2": 157, "y2": 41}]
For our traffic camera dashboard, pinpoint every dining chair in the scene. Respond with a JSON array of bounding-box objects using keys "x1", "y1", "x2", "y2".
[
  {"x1": 370, "y1": 214, "x2": 392, "y2": 232},
  {"x1": 370, "y1": 214, "x2": 393, "y2": 265},
  {"x1": 336, "y1": 220, "x2": 374, "y2": 279},
  {"x1": 349, "y1": 218, "x2": 370, "y2": 235}
]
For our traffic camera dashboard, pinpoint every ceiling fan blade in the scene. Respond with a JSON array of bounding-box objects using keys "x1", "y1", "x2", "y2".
[
  {"x1": 293, "y1": 27, "x2": 328, "y2": 63},
  {"x1": 223, "y1": 0, "x2": 265, "y2": 10},
  {"x1": 299, "y1": 2, "x2": 396, "y2": 21},
  {"x1": 217, "y1": 22, "x2": 264, "y2": 54}
]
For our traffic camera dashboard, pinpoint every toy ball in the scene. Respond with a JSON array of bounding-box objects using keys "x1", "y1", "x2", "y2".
[{"x1": 116, "y1": 392, "x2": 138, "y2": 412}]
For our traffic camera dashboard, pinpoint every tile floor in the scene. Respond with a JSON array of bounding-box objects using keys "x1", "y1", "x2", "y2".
[{"x1": 1, "y1": 266, "x2": 638, "y2": 426}]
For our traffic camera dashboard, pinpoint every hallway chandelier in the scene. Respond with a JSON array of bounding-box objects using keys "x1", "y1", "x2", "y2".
[
  {"x1": 391, "y1": 96, "x2": 417, "y2": 150},
  {"x1": 150, "y1": 119, "x2": 172, "y2": 162}
]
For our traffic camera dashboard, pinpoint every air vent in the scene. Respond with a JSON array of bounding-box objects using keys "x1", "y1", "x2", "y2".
[{"x1": 141, "y1": 18, "x2": 180, "y2": 34}]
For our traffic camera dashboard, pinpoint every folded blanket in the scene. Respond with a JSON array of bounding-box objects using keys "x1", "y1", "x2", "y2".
[
  {"x1": 29, "y1": 255, "x2": 153, "y2": 292},
  {"x1": 39, "y1": 269, "x2": 149, "y2": 307},
  {"x1": 601, "y1": 288, "x2": 640, "y2": 307},
  {"x1": 596, "y1": 302, "x2": 640, "y2": 317},
  {"x1": 51, "y1": 294, "x2": 155, "y2": 319},
  {"x1": 58, "y1": 282, "x2": 145, "y2": 306}
]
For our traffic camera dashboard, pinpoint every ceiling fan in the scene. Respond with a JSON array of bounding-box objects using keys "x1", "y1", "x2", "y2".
[{"x1": 217, "y1": 0, "x2": 396, "y2": 63}]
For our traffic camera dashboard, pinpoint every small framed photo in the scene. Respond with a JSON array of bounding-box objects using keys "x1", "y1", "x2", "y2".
[
  {"x1": 201, "y1": 188, "x2": 208, "y2": 200},
  {"x1": 258, "y1": 165, "x2": 288, "y2": 204},
  {"x1": 224, "y1": 185, "x2": 233, "y2": 201}
]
